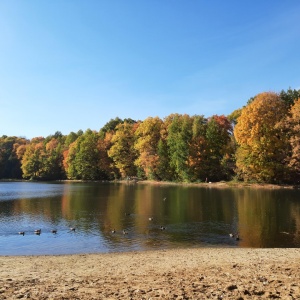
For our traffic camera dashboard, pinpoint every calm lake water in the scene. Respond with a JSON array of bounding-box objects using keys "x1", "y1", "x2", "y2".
[{"x1": 0, "y1": 181, "x2": 300, "y2": 255}]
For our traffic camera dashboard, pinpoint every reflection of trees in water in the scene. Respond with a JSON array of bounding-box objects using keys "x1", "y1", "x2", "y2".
[
  {"x1": 290, "y1": 202, "x2": 300, "y2": 246},
  {"x1": 13, "y1": 196, "x2": 62, "y2": 223},
  {"x1": 7, "y1": 183, "x2": 300, "y2": 248},
  {"x1": 102, "y1": 184, "x2": 239, "y2": 247},
  {"x1": 236, "y1": 189, "x2": 272, "y2": 247},
  {"x1": 236, "y1": 188, "x2": 299, "y2": 247}
]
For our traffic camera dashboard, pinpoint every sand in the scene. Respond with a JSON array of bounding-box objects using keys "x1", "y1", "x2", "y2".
[{"x1": 1, "y1": 248, "x2": 300, "y2": 299}]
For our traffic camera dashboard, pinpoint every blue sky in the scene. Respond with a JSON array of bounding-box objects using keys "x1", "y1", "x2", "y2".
[{"x1": 1, "y1": 1, "x2": 300, "y2": 139}]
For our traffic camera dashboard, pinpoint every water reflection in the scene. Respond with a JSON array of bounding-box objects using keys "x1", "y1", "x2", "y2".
[
  {"x1": 0, "y1": 182, "x2": 300, "y2": 255},
  {"x1": 235, "y1": 188, "x2": 300, "y2": 247}
]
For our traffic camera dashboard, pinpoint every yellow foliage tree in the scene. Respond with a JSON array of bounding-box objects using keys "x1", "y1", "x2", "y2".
[
  {"x1": 234, "y1": 92, "x2": 288, "y2": 183},
  {"x1": 108, "y1": 122, "x2": 139, "y2": 178},
  {"x1": 21, "y1": 138, "x2": 45, "y2": 179},
  {"x1": 134, "y1": 117, "x2": 163, "y2": 179},
  {"x1": 284, "y1": 98, "x2": 300, "y2": 181}
]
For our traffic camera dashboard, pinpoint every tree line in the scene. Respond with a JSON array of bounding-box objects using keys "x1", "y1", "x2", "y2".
[{"x1": 1, "y1": 88, "x2": 300, "y2": 184}]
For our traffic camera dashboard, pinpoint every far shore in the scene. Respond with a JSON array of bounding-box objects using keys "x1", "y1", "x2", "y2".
[
  {"x1": 135, "y1": 179, "x2": 300, "y2": 190},
  {"x1": 1, "y1": 178, "x2": 300, "y2": 190}
]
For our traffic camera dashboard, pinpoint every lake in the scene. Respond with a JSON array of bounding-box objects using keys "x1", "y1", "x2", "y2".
[{"x1": 0, "y1": 181, "x2": 299, "y2": 255}]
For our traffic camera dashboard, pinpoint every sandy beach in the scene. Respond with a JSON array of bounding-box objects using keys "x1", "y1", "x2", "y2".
[{"x1": 1, "y1": 248, "x2": 300, "y2": 299}]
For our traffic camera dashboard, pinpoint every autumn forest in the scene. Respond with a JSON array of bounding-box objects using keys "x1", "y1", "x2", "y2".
[{"x1": 1, "y1": 88, "x2": 300, "y2": 184}]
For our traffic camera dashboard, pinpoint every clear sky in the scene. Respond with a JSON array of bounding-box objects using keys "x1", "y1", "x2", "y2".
[{"x1": 1, "y1": 1, "x2": 300, "y2": 139}]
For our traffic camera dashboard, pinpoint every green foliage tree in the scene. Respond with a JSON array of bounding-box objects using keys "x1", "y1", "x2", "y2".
[
  {"x1": 0, "y1": 136, "x2": 28, "y2": 179},
  {"x1": 42, "y1": 138, "x2": 65, "y2": 180},
  {"x1": 188, "y1": 115, "x2": 209, "y2": 181},
  {"x1": 63, "y1": 141, "x2": 78, "y2": 179},
  {"x1": 65, "y1": 130, "x2": 101, "y2": 180},
  {"x1": 206, "y1": 115, "x2": 233, "y2": 181},
  {"x1": 99, "y1": 117, "x2": 123, "y2": 139},
  {"x1": 21, "y1": 138, "x2": 45, "y2": 179},
  {"x1": 21, "y1": 137, "x2": 65, "y2": 180},
  {"x1": 167, "y1": 114, "x2": 193, "y2": 182},
  {"x1": 65, "y1": 131, "x2": 79, "y2": 147},
  {"x1": 156, "y1": 138, "x2": 173, "y2": 181},
  {"x1": 279, "y1": 87, "x2": 300, "y2": 109}
]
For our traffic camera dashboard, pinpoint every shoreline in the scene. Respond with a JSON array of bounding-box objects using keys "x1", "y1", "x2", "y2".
[
  {"x1": 136, "y1": 179, "x2": 298, "y2": 189},
  {"x1": 1, "y1": 247, "x2": 300, "y2": 299},
  {"x1": 2, "y1": 178, "x2": 299, "y2": 190}
]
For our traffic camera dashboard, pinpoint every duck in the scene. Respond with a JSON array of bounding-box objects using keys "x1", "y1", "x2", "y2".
[
  {"x1": 160, "y1": 226, "x2": 166, "y2": 230},
  {"x1": 111, "y1": 229, "x2": 116, "y2": 234},
  {"x1": 123, "y1": 229, "x2": 128, "y2": 235},
  {"x1": 229, "y1": 233, "x2": 234, "y2": 238},
  {"x1": 18, "y1": 231, "x2": 25, "y2": 236},
  {"x1": 235, "y1": 235, "x2": 240, "y2": 241},
  {"x1": 70, "y1": 227, "x2": 76, "y2": 232},
  {"x1": 34, "y1": 229, "x2": 41, "y2": 235},
  {"x1": 51, "y1": 229, "x2": 57, "y2": 234},
  {"x1": 149, "y1": 217, "x2": 153, "y2": 221}
]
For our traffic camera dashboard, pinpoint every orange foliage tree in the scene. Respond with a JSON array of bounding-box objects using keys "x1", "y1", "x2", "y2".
[{"x1": 97, "y1": 131, "x2": 119, "y2": 180}]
